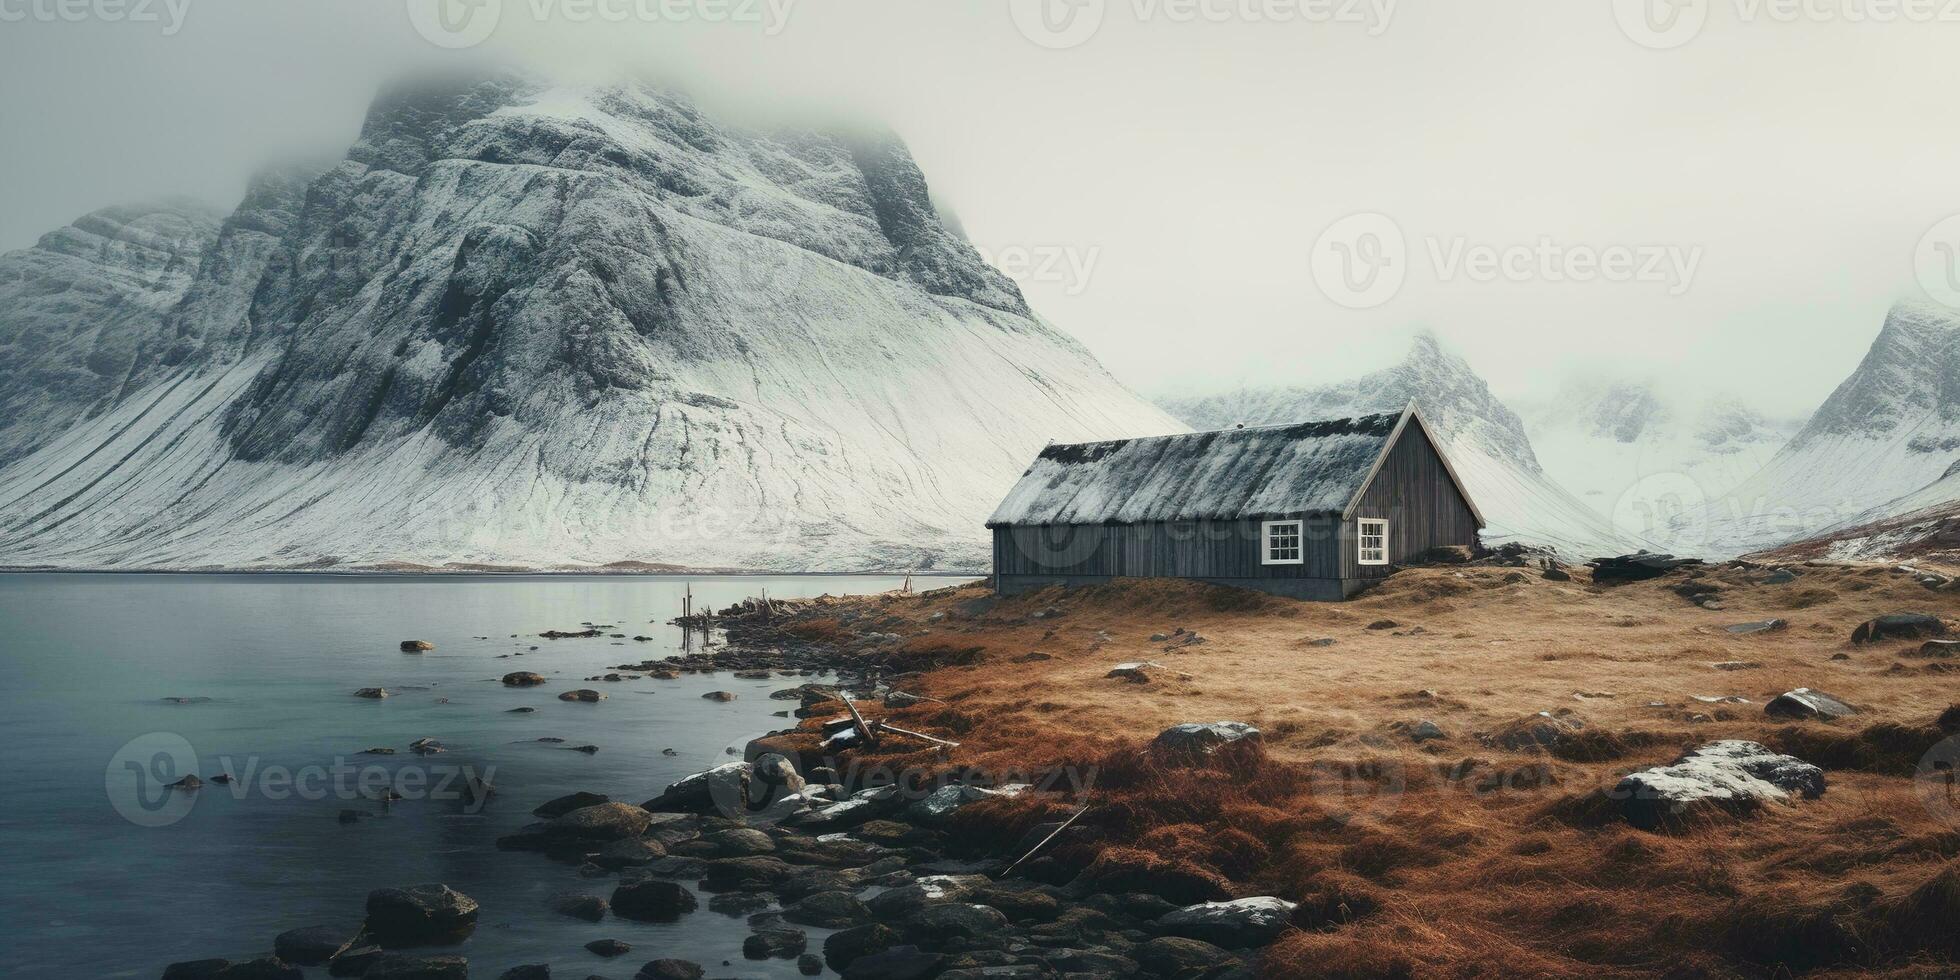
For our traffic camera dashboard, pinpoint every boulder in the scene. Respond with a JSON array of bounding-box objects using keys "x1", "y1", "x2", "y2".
[
  {"x1": 546, "y1": 802, "x2": 652, "y2": 841},
  {"x1": 1613, "y1": 740, "x2": 1825, "y2": 830},
  {"x1": 591, "y1": 838, "x2": 667, "y2": 869},
  {"x1": 748, "y1": 753, "x2": 806, "y2": 807},
  {"x1": 700, "y1": 827, "x2": 776, "y2": 857},
  {"x1": 272, "y1": 925, "x2": 354, "y2": 965},
  {"x1": 163, "y1": 959, "x2": 303, "y2": 980},
  {"x1": 1408, "y1": 720, "x2": 1446, "y2": 743},
  {"x1": 162, "y1": 960, "x2": 234, "y2": 980},
  {"x1": 1588, "y1": 552, "x2": 1702, "y2": 583},
  {"x1": 701, "y1": 855, "x2": 797, "y2": 892},
  {"x1": 1764, "y1": 688, "x2": 1856, "y2": 721},
  {"x1": 400, "y1": 640, "x2": 434, "y2": 652},
  {"x1": 497, "y1": 967, "x2": 550, "y2": 980},
  {"x1": 797, "y1": 953, "x2": 825, "y2": 975},
  {"x1": 1107, "y1": 661, "x2": 1167, "y2": 683},
  {"x1": 362, "y1": 955, "x2": 468, "y2": 979},
  {"x1": 501, "y1": 672, "x2": 546, "y2": 687},
  {"x1": 702, "y1": 691, "x2": 737, "y2": 702},
  {"x1": 1136, "y1": 937, "x2": 1239, "y2": 978},
  {"x1": 866, "y1": 875, "x2": 990, "y2": 918},
  {"x1": 905, "y1": 783, "x2": 1029, "y2": 826},
  {"x1": 354, "y1": 688, "x2": 389, "y2": 699},
  {"x1": 610, "y1": 878, "x2": 698, "y2": 921},
  {"x1": 550, "y1": 892, "x2": 608, "y2": 921},
  {"x1": 904, "y1": 903, "x2": 1008, "y2": 941},
  {"x1": 784, "y1": 890, "x2": 873, "y2": 928},
  {"x1": 1915, "y1": 639, "x2": 1960, "y2": 658},
  {"x1": 644, "y1": 762, "x2": 750, "y2": 814},
  {"x1": 823, "y1": 922, "x2": 903, "y2": 971},
  {"x1": 1151, "y1": 722, "x2": 1261, "y2": 756},
  {"x1": 839, "y1": 945, "x2": 941, "y2": 980},
  {"x1": 783, "y1": 785, "x2": 903, "y2": 830},
  {"x1": 585, "y1": 939, "x2": 631, "y2": 957},
  {"x1": 743, "y1": 927, "x2": 809, "y2": 960},
  {"x1": 557, "y1": 688, "x2": 605, "y2": 702},
  {"x1": 1155, "y1": 897, "x2": 1298, "y2": 947},
  {"x1": 532, "y1": 791, "x2": 609, "y2": 819},
  {"x1": 634, "y1": 961, "x2": 704, "y2": 980},
  {"x1": 363, "y1": 884, "x2": 479, "y2": 944},
  {"x1": 1851, "y1": 614, "x2": 1947, "y2": 644}
]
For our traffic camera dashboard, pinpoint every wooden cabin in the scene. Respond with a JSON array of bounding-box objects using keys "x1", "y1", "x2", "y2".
[{"x1": 986, "y1": 402, "x2": 1484, "y2": 600}]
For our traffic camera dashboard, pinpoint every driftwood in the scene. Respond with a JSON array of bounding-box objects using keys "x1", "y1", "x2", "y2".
[
  {"x1": 870, "y1": 721, "x2": 960, "y2": 749},
  {"x1": 999, "y1": 802, "x2": 1092, "y2": 879},
  {"x1": 841, "y1": 694, "x2": 878, "y2": 748}
]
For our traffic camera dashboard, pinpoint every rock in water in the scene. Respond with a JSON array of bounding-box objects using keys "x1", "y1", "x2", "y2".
[
  {"x1": 272, "y1": 924, "x2": 354, "y2": 965},
  {"x1": 610, "y1": 878, "x2": 698, "y2": 921},
  {"x1": 1155, "y1": 897, "x2": 1299, "y2": 947},
  {"x1": 399, "y1": 640, "x2": 434, "y2": 652},
  {"x1": 363, "y1": 884, "x2": 479, "y2": 944},
  {"x1": 501, "y1": 671, "x2": 546, "y2": 687},
  {"x1": 1612, "y1": 740, "x2": 1825, "y2": 830},
  {"x1": 0, "y1": 76, "x2": 1176, "y2": 572},
  {"x1": 360, "y1": 955, "x2": 469, "y2": 980},
  {"x1": 532, "y1": 791, "x2": 609, "y2": 818},
  {"x1": 557, "y1": 689, "x2": 605, "y2": 702},
  {"x1": 1151, "y1": 722, "x2": 1261, "y2": 756},
  {"x1": 1765, "y1": 688, "x2": 1856, "y2": 721},
  {"x1": 1851, "y1": 614, "x2": 1947, "y2": 644},
  {"x1": 544, "y1": 802, "x2": 652, "y2": 841},
  {"x1": 635, "y1": 961, "x2": 705, "y2": 980}
]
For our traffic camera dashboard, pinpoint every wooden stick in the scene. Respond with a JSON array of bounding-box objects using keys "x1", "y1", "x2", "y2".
[
  {"x1": 870, "y1": 721, "x2": 960, "y2": 749},
  {"x1": 841, "y1": 694, "x2": 877, "y2": 747},
  {"x1": 998, "y1": 802, "x2": 1091, "y2": 879}
]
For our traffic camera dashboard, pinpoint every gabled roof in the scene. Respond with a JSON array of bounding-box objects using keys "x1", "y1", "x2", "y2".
[{"x1": 987, "y1": 402, "x2": 1484, "y2": 528}]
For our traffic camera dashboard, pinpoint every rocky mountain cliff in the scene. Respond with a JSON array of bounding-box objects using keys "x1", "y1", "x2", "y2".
[
  {"x1": 1159, "y1": 334, "x2": 1643, "y2": 557},
  {"x1": 0, "y1": 75, "x2": 1181, "y2": 571},
  {"x1": 1704, "y1": 301, "x2": 1960, "y2": 556}
]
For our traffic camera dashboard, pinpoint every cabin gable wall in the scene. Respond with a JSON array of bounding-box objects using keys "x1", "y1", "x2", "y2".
[{"x1": 1342, "y1": 421, "x2": 1481, "y2": 579}]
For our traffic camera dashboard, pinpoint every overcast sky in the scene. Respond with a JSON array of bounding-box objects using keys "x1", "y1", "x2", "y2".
[{"x1": 4, "y1": 0, "x2": 1957, "y2": 418}]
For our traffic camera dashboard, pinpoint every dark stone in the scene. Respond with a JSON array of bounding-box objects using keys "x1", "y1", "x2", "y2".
[
  {"x1": 633, "y1": 960, "x2": 704, "y2": 980},
  {"x1": 325, "y1": 945, "x2": 385, "y2": 977},
  {"x1": 1136, "y1": 937, "x2": 1238, "y2": 978},
  {"x1": 546, "y1": 802, "x2": 652, "y2": 841},
  {"x1": 591, "y1": 838, "x2": 667, "y2": 869},
  {"x1": 797, "y1": 953, "x2": 824, "y2": 975},
  {"x1": 1615, "y1": 740, "x2": 1826, "y2": 830},
  {"x1": 273, "y1": 924, "x2": 355, "y2": 965},
  {"x1": 1588, "y1": 552, "x2": 1703, "y2": 584},
  {"x1": 551, "y1": 893, "x2": 608, "y2": 921},
  {"x1": 839, "y1": 945, "x2": 942, "y2": 980},
  {"x1": 363, "y1": 884, "x2": 479, "y2": 945},
  {"x1": 1150, "y1": 722, "x2": 1260, "y2": 757},
  {"x1": 586, "y1": 939, "x2": 631, "y2": 957},
  {"x1": 702, "y1": 691, "x2": 737, "y2": 702},
  {"x1": 498, "y1": 967, "x2": 551, "y2": 980},
  {"x1": 743, "y1": 927, "x2": 808, "y2": 960},
  {"x1": 557, "y1": 688, "x2": 606, "y2": 702},
  {"x1": 823, "y1": 923, "x2": 902, "y2": 971},
  {"x1": 162, "y1": 959, "x2": 232, "y2": 980},
  {"x1": 701, "y1": 827, "x2": 775, "y2": 856},
  {"x1": 904, "y1": 903, "x2": 1007, "y2": 941},
  {"x1": 610, "y1": 878, "x2": 698, "y2": 921},
  {"x1": 360, "y1": 954, "x2": 469, "y2": 979},
  {"x1": 502, "y1": 671, "x2": 546, "y2": 686},
  {"x1": 708, "y1": 891, "x2": 776, "y2": 917},
  {"x1": 400, "y1": 640, "x2": 434, "y2": 652},
  {"x1": 702, "y1": 856, "x2": 797, "y2": 892},
  {"x1": 533, "y1": 791, "x2": 609, "y2": 818},
  {"x1": 783, "y1": 890, "x2": 872, "y2": 928},
  {"x1": 1851, "y1": 614, "x2": 1946, "y2": 644},
  {"x1": 1764, "y1": 688, "x2": 1856, "y2": 721}
]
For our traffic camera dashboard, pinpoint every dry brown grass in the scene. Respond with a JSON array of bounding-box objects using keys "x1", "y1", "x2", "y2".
[{"x1": 793, "y1": 562, "x2": 1960, "y2": 978}]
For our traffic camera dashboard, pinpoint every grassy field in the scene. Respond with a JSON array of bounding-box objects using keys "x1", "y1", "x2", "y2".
[{"x1": 765, "y1": 561, "x2": 1960, "y2": 978}]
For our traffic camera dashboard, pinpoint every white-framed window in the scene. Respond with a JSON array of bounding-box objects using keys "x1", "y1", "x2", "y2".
[
  {"x1": 1357, "y1": 518, "x2": 1389, "y2": 566},
  {"x1": 1261, "y1": 520, "x2": 1304, "y2": 565}
]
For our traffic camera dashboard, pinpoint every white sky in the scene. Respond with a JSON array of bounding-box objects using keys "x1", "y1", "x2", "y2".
[{"x1": 4, "y1": 0, "x2": 1958, "y2": 418}]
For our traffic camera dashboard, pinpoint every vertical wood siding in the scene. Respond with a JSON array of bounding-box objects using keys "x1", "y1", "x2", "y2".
[{"x1": 992, "y1": 417, "x2": 1480, "y2": 595}]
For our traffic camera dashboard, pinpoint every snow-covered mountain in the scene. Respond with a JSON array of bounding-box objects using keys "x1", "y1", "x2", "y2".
[
  {"x1": 1515, "y1": 379, "x2": 1799, "y2": 553},
  {"x1": 0, "y1": 199, "x2": 226, "y2": 466},
  {"x1": 0, "y1": 74, "x2": 1181, "y2": 572},
  {"x1": 1702, "y1": 301, "x2": 1960, "y2": 557},
  {"x1": 1158, "y1": 333, "x2": 1644, "y2": 558}
]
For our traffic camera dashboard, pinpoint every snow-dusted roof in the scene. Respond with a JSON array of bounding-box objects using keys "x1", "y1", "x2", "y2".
[{"x1": 988, "y1": 409, "x2": 1407, "y2": 527}]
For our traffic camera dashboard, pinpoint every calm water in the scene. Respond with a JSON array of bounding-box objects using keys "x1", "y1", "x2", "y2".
[{"x1": 0, "y1": 573, "x2": 972, "y2": 978}]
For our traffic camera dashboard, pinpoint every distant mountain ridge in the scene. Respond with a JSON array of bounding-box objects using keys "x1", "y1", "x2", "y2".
[
  {"x1": 0, "y1": 73, "x2": 1181, "y2": 571},
  {"x1": 1159, "y1": 334, "x2": 1643, "y2": 557},
  {"x1": 1703, "y1": 301, "x2": 1960, "y2": 557}
]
